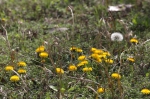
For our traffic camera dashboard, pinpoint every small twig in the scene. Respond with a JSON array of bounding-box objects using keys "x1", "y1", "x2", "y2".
[
  {"x1": 68, "y1": 6, "x2": 75, "y2": 37},
  {"x1": 86, "y1": 85, "x2": 98, "y2": 94},
  {"x1": 142, "y1": 39, "x2": 150, "y2": 45},
  {"x1": 68, "y1": 6, "x2": 74, "y2": 26}
]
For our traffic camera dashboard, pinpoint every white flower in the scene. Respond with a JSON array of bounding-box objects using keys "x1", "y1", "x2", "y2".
[{"x1": 111, "y1": 32, "x2": 123, "y2": 41}]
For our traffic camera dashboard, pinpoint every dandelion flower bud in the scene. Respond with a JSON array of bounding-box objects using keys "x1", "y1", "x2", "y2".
[
  {"x1": 127, "y1": 57, "x2": 135, "y2": 62},
  {"x1": 97, "y1": 88, "x2": 105, "y2": 94}
]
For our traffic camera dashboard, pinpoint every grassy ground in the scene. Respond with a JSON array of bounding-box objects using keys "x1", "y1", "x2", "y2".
[{"x1": 1, "y1": 0, "x2": 150, "y2": 99}]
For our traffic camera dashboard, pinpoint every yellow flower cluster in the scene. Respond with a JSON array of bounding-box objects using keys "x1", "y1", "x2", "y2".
[
  {"x1": 90, "y1": 48, "x2": 113, "y2": 64},
  {"x1": 70, "y1": 46, "x2": 83, "y2": 53},
  {"x1": 36, "y1": 45, "x2": 49, "y2": 59},
  {"x1": 77, "y1": 54, "x2": 88, "y2": 67},
  {"x1": 69, "y1": 47, "x2": 115, "y2": 74},
  {"x1": 4, "y1": 61, "x2": 27, "y2": 82},
  {"x1": 17, "y1": 61, "x2": 27, "y2": 74},
  {"x1": 141, "y1": 88, "x2": 150, "y2": 94}
]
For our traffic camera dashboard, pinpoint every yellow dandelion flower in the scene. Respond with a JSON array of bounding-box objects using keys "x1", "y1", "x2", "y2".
[
  {"x1": 91, "y1": 48, "x2": 97, "y2": 52},
  {"x1": 93, "y1": 49, "x2": 104, "y2": 54},
  {"x1": 5, "y1": 66, "x2": 14, "y2": 71},
  {"x1": 97, "y1": 88, "x2": 104, "y2": 93},
  {"x1": 10, "y1": 75, "x2": 20, "y2": 82},
  {"x1": 77, "y1": 60, "x2": 88, "y2": 67},
  {"x1": 103, "y1": 52, "x2": 111, "y2": 56},
  {"x1": 75, "y1": 48, "x2": 83, "y2": 53},
  {"x1": 39, "y1": 52, "x2": 48, "y2": 58},
  {"x1": 78, "y1": 55, "x2": 86, "y2": 61},
  {"x1": 1, "y1": 18, "x2": 7, "y2": 22},
  {"x1": 130, "y1": 38, "x2": 138, "y2": 43},
  {"x1": 81, "y1": 60, "x2": 88, "y2": 65},
  {"x1": 105, "y1": 59, "x2": 114, "y2": 64},
  {"x1": 70, "y1": 47, "x2": 82, "y2": 52},
  {"x1": 98, "y1": 54, "x2": 107, "y2": 59},
  {"x1": 96, "y1": 58, "x2": 102, "y2": 63},
  {"x1": 77, "y1": 62, "x2": 84, "y2": 67},
  {"x1": 68, "y1": 65, "x2": 77, "y2": 71},
  {"x1": 18, "y1": 69, "x2": 26, "y2": 74},
  {"x1": 141, "y1": 89, "x2": 150, "y2": 94},
  {"x1": 91, "y1": 54, "x2": 99, "y2": 59},
  {"x1": 17, "y1": 61, "x2": 26, "y2": 67},
  {"x1": 127, "y1": 58, "x2": 135, "y2": 62},
  {"x1": 70, "y1": 46, "x2": 77, "y2": 51},
  {"x1": 88, "y1": 67, "x2": 93, "y2": 71},
  {"x1": 36, "y1": 45, "x2": 45, "y2": 53},
  {"x1": 111, "y1": 73, "x2": 121, "y2": 79},
  {"x1": 82, "y1": 67, "x2": 93, "y2": 72},
  {"x1": 82, "y1": 67, "x2": 89, "y2": 72},
  {"x1": 56, "y1": 68, "x2": 64, "y2": 74}
]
